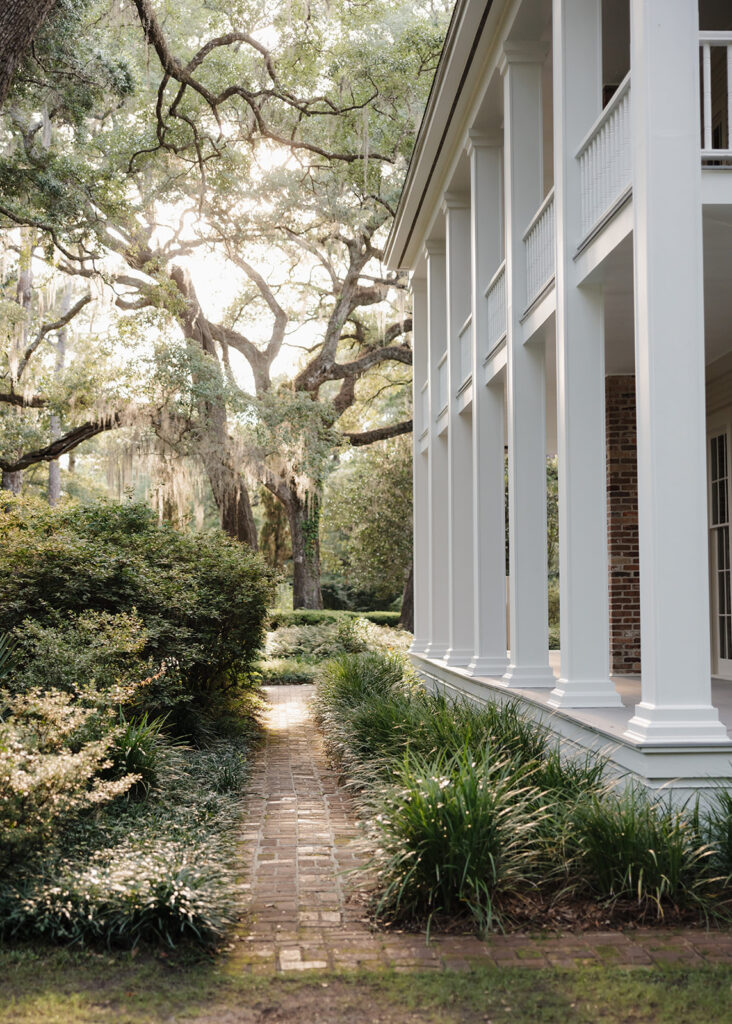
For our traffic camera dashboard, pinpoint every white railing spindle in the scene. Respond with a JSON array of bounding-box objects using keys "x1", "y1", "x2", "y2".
[
  {"x1": 485, "y1": 261, "x2": 507, "y2": 355},
  {"x1": 699, "y1": 33, "x2": 732, "y2": 162},
  {"x1": 457, "y1": 314, "x2": 472, "y2": 388},
  {"x1": 523, "y1": 189, "x2": 555, "y2": 309},
  {"x1": 576, "y1": 73, "x2": 632, "y2": 241},
  {"x1": 420, "y1": 381, "x2": 429, "y2": 437},
  {"x1": 437, "y1": 352, "x2": 447, "y2": 416}
]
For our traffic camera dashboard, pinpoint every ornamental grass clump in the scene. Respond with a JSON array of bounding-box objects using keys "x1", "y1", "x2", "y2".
[
  {"x1": 372, "y1": 748, "x2": 543, "y2": 934},
  {"x1": 569, "y1": 787, "x2": 719, "y2": 918}
]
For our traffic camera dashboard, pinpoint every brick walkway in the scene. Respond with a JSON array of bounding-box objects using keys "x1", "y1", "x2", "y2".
[{"x1": 233, "y1": 684, "x2": 732, "y2": 974}]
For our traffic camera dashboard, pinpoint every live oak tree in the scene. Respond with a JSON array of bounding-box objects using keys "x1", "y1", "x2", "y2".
[{"x1": 0, "y1": 0, "x2": 449, "y2": 606}]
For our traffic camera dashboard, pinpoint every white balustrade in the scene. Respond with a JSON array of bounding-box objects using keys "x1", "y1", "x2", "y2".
[
  {"x1": 437, "y1": 352, "x2": 448, "y2": 416},
  {"x1": 576, "y1": 73, "x2": 631, "y2": 241},
  {"x1": 523, "y1": 190, "x2": 555, "y2": 309},
  {"x1": 700, "y1": 33, "x2": 732, "y2": 162},
  {"x1": 458, "y1": 314, "x2": 472, "y2": 388},
  {"x1": 420, "y1": 380, "x2": 429, "y2": 438},
  {"x1": 485, "y1": 261, "x2": 506, "y2": 354}
]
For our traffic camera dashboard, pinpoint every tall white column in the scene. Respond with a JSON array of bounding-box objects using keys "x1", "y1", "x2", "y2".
[
  {"x1": 549, "y1": 0, "x2": 621, "y2": 708},
  {"x1": 624, "y1": 0, "x2": 728, "y2": 743},
  {"x1": 467, "y1": 136, "x2": 508, "y2": 677},
  {"x1": 501, "y1": 45, "x2": 555, "y2": 688},
  {"x1": 410, "y1": 276, "x2": 430, "y2": 655},
  {"x1": 424, "y1": 242, "x2": 450, "y2": 660},
  {"x1": 444, "y1": 196, "x2": 475, "y2": 667}
]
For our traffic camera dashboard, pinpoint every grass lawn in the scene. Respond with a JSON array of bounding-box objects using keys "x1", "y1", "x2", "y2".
[{"x1": 1, "y1": 947, "x2": 731, "y2": 1024}]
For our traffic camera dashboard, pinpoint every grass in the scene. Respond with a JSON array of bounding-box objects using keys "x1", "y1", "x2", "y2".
[
  {"x1": 1, "y1": 947, "x2": 731, "y2": 1023},
  {"x1": 314, "y1": 651, "x2": 732, "y2": 932}
]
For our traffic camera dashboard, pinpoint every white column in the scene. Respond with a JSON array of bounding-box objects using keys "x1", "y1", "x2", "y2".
[
  {"x1": 424, "y1": 242, "x2": 450, "y2": 660},
  {"x1": 625, "y1": 0, "x2": 728, "y2": 743},
  {"x1": 548, "y1": 0, "x2": 621, "y2": 708},
  {"x1": 444, "y1": 196, "x2": 475, "y2": 667},
  {"x1": 410, "y1": 276, "x2": 430, "y2": 655},
  {"x1": 467, "y1": 135, "x2": 508, "y2": 677},
  {"x1": 501, "y1": 45, "x2": 555, "y2": 688}
]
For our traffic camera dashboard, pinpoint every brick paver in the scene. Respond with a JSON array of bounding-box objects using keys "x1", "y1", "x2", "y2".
[{"x1": 233, "y1": 684, "x2": 732, "y2": 973}]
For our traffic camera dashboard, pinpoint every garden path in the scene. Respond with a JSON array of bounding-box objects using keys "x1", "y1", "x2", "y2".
[{"x1": 232, "y1": 684, "x2": 732, "y2": 974}]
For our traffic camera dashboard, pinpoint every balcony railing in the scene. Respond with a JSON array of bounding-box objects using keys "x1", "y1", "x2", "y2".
[
  {"x1": 458, "y1": 314, "x2": 472, "y2": 388},
  {"x1": 437, "y1": 352, "x2": 448, "y2": 416},
  {"x1": 701, "y1": 33, "x2": 732, "y2": 163},
  {"x1": 485, "y1": 261, "x2": 506, "y2": 354},
  {"x1": 576, "y1": 72, "x2": 631, "y2": 241},
  {"x1": 523, "y1": 189, "x2": 555, "y2": 309},
  {"x1": 419, "y1": 380, "x2": 428, "y2": 438}
]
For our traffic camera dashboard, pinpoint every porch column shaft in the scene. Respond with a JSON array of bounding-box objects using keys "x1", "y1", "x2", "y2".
[
  {"x1": 549, "y1": 0, "x2": 621, "y2": 707},
  {"x1": 625, "y1": 0, "x2": 728, "y2": 743},
  {"x1": 444, "y1": 197, "x2": 475, "y2": 666},
  {"x1": 467, "y1": 137, "x2": 508, "y2": 676},
  {"x1": 501, "y1": 45, "x2": 555, "y2": 688},
  {"x1": 411, "y1": 277, "x2": 430, "y2": 654},
  {"x1": 424, "y1": 243, "x2": 450, "y2": 659}
]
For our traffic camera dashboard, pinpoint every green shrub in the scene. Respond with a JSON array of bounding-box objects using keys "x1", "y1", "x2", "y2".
[
  {"x1": 569, "y1": 788, "x2": 716, "y2": 917},
  {"x1": 9, "y1": 610, "x2": 150, "y2": 696},
  {"x1": 0, "y1": 689, "x2": 138, "y2": 871},
  {"x1": 372, "y1": 748, "x2": 542, "y2": 933},
  {"x1": 253, "y1": 658, "x2": 318, "y2": 685},
  {"x1": 0, "y1": 497, "x2": 275, "y2": 692},
  {"x1": 268, "y1": 609, "x2": 401, "y2": 628}
]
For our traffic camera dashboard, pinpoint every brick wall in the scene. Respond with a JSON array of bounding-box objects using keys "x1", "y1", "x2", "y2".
[{"x1": 605, "y1": 375, "x2": 641, "y2": 674}]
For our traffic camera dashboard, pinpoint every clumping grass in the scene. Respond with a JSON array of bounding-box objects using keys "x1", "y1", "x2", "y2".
[
  {"x1": 373, "y1": 748, "x2": 543, "y2": 935},
  {"x1": 315, "y1": 651, "x2": 732, "y2": 933},
  {"x1": 568, "y1": 788, "x2": 719, "y2": 918}
]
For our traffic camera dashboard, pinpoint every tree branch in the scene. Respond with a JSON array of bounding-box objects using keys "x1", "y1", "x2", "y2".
[
  {"x1": 0, "y1": 413, "x2": 121, "y2": 472},
  {"x1": 342, "y1": 419, "x2": 413, "y2": 447}
]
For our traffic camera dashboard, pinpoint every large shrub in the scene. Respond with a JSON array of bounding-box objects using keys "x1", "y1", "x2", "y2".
[{"x1": 0, "y1": 498, "x2": 276, "y2": 692}]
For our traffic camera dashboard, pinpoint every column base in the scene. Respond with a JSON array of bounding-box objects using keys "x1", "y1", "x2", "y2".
[
  {"x1": 443, "y1": 647, "x2": 474, "y2": 668},
  {"x1": 623, "y1": 703, "x2": 732, "y2": 745},
  {"x1": 409, "y1": 638, "x2": 430, "y2": 656},
  {"x1": 548, "y1": 678, "x2": 623, "y2": 709},
  {"x1": 423, "y1": 641, "x2": 449, "y2": 660},
  {"x1": 501, "y1": 664, "x2": 556, "y2": 689},
  {"x1": 466, "y1": 654, "x2": 509, "y2": 678}
]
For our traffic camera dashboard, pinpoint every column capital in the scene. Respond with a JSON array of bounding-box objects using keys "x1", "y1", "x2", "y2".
[
  {"x1": 466, "y1": 131, "x2": 502, "y2": 157},
  {"x1": 423, "y1": 239, "x2": 445, "y2": 258},
  {"x1": 441, "y1": 191, "x2": 470, "y2": 215},
  {"x1": 499, "y1": 40, "x2": 548, "y2": 76}
]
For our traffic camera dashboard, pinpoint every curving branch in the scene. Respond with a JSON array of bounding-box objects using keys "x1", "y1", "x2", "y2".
[
  {"x1": 16, "y1": 293, "x2": 91, "y2": 381},
  {"x1": 0, "y1": 413, "x2": 121, "y2": 472},
  {"x1": 342, "y1": 419, "x2": 413, "y2": 447}
]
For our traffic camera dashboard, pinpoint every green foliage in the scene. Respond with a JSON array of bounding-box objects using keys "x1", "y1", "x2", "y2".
[
  {"x1": 268, "y1": 609, "x2": 401, "y2": 628},
  {"x1": 314, "y1": 652, "x2": 732, "y2": 931},
  {"x1": 111, "y1": 712, "x2": 168, "y2": 799},
  {"x1": 0, "y1": 498, "x2": 275, "y2": 694},
  {"x1": 0, "y1": 688, "x2": 138, "y2": 872},
  {"x1": 322, "y1": 438, "x2": 413, "y2": 604},
  {"x1": 568, "y1": 789, "x2": 717, "y2": 917},
  {"x1": 373, "y1": 749, "x2": 541, "y2": 934}
]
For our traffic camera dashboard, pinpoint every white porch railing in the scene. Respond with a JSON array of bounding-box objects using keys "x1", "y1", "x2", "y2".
[
  {"x1": 700, "y1": 33, "x2": 732, "y2": 163},
  {"x1": 437, "y1": 351, "x2": 448, "y2": 416},
  {"x1": 523, "y1": 189, "x2": 555, "y2": 309},
  {"x1": 485, "y1": 261, "x2": 506, "y2": 354},
  {"x1": 576, "y1": 73, "x2": 632, "y2": 241},
  {"x1": 419, "y1": 380, "x2": 428, "y2": 437},
  {"x1": 458, "y1": 314, "x2": 472, "y2": 388}
]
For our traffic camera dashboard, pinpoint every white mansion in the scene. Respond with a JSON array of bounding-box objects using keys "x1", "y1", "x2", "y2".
[{"x1": 385, "y1": 0, "x2": 732, "y2": 796}]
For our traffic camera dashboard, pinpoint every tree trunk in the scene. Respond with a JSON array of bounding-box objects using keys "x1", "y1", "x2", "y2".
[
  {"x1": 1, "y1": 470, "x2": 22, "y2": 494},
  {"x1": 0, "y1": 0, "x2": 58, "y2": 106},
  {"x1": 399, "y1": 561, "x2": 414, "y2": 632},
  {"x1": 287, "y1": 490, "x2": 323, "y2": 609},
  {"x1": 206, "y1": 461, "x2": 258, "y2": 547}
]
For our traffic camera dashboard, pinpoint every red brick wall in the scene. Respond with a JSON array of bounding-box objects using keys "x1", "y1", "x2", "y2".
[{"x1": 606, "y1": 375, "x2": 641, "y2": 674}]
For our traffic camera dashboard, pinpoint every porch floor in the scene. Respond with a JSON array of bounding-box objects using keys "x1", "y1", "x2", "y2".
[{"x1": 524, "y1": 652, "x2": 732, "y2": 743}]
